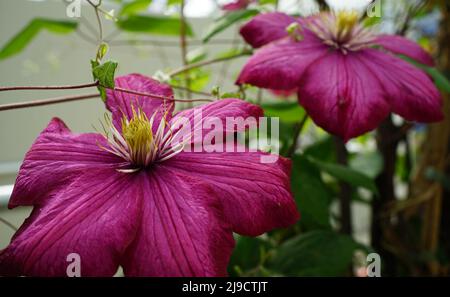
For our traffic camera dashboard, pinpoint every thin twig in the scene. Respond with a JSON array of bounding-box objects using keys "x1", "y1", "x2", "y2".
[
  {"x1": 0, "y1": 81, "x2": 99, "y2": 92},
  {"x1": 169, "y1": 84, "x2": 212, "y2": 97},
  {"x1": 335, "y1": 136, "x2": 352, "y2": 235},
  {"x1": 109, "y1": 38, "x2": 245, "y2": 47},
  {"x1": 168, "y1": 50, "x2": 252, "y2": 77},
  {"x1": 0, "y1": 93, "x2": 99, "y2": 111},
  {"x1": 286, "y1": 114, "x2": 309, "y2": 157},
  {"x1": 111, "y1": 86, "x2": 213, "y2": 103},
  {"x1": 179, "y1": 0, "x2": 191, "y2": 100},
  {"x1": 0, "y1": 217, "x2": 18, "y2": 232},
  {"x1": 87, "y1": 0, "x2": 103, "y2": 42}
]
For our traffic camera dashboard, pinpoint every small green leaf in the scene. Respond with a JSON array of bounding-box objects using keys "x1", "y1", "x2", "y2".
[
  {"x1": 268, "y1": 231, "x2": 359, "y2": 276},
  {"x1": 96, "y1": 42, "x2": 109, "y2": 62},
  {"x1": 202, "y1": 9, "x2": 259, "y2": 42},
  {"x1": 0, "y1": 18, "x2": 77, "y2": 60},
  {"x1": 221, "y1": 91, "x2": 242, "y2": 99},
  {"x1": 262, "y1": 102, "x2": 305, "y2": 124},
  {"x1": 92, "y1": 60, "x2": 118, "y2": 101},
  {"x1": 119, "y1": 0, "x2": 152, "y2": 16},
  {"x1": 170, "y1": 68, "x2": 210, "y2": 92},
  {"x1": 117, "y1": 15, "x2": 194, "y2": 36},
  {"x1": 215, "y1": 48, "x2": 252, "y2": 59},
  {"x1": 309, "y1": 157, "x2": 378, "y2": 194}
]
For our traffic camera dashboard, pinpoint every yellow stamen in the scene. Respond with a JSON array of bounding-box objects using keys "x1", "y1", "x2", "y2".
[
  {"x1": 121, "y1": 107, "x2": 154, "y2": 166},
  {"x1": 337, "y1": 10, "x2": 359, "y2": 31},
  {"x1": 336, "y1": 10, "x2": 359, "y2": 37},
  {"x1": 98, "y1": 102, "x2": 186, "y2": 171}
]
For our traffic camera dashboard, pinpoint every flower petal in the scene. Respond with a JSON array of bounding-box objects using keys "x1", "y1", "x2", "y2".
[
  {"x1": 222, "y1": 0, "x2": 252, "y2": 11},
  {"x1": 171, "y1": 99, "x2": 263, "y2": 145},
  {"x1": 359, "y1": 48, "x2": 443, "y2": 122},
  {"x1": 236, "y1": 39, "x2": 329, "y2": 90},
  {"x1": 374, "y1": 34, "x2": 435, "y2": 67},
  {"x1": 240, "y1": 12, "x2": 296, "y2": 48},
  {"x1": 106, "y1": 73, "x2": 175, "y2": 131},
  {"x1": 0, "y1": 170, "x2": 142, "y2": 276},
  {"x1": 298, "y1": 50, "x2": 391, "y2": 140},
  {"x1": 9, "y1": 118, "x2": 125, "y2": 208},
  {"x1": 121, "y1": 167, "x2": 234, "y2": 276},
  {"x1": 166, "y1": 151, "x2": 299, "y2": 236}
]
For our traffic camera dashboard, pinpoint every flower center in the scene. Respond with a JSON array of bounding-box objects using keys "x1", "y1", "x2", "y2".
[
  {"x1": 99, "y1": 106, "x2": 185, "y2": 172},
  {"x1": 305, "y1": 11, "x2": 376, "y2": 54},
  {"x1": 121, "y1": 108, "x2": 155, "y2": 167},
  {"x1": 336, "y1": 10, "x2": 359, "y2": 41}
]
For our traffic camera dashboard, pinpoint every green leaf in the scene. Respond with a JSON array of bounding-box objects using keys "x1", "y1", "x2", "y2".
[
  {"x1": 303, "y1": 136, "x2": 336, "y2": 163},
  {"x1": 96, "y1": 42, "x2": 109, "y2": 62},
  {"x1": 309, "y1": 157, "x2": 378, "y2": 194},
  {"x1": 262, "y1": 102, "x2": 305, "y2": 124},
  {"x1": 402, "y1": 55, "x2": 450, "y2": 93},
  {"x1": 202, "y1": 9, "x2": 259, "y2": 42},
  {"x1": 268, "y1": 230, "x2": 359, "y2": 276},
  {"x1": 291, "y1": 155, "x2": 332, "y2": 230},
  {"x1": 350, "y1": 151, "x2": 383, "y2": 179},
  {"x1": 167, "y1": 0, "x2": 182, "y2": 6},
  {"x1": 0, "y1": 18, "x2": 77, "y2": 60},
  {"x1": 117, "y1": 15, "x2": 194, "y2": 36},
  {"x1": 170, "y1": 68, "x2": 210, "y2": 92},
  {"x1": 214, "y1": 48, "x2": 251, "y2": 59},
  {"x1": 228, "y1": 236, "x2": 271, "y2": 276},
  {"x1": 92, "y1": 60, "x2": 118, "y2": 101},
  {"x1": 119, "y1": 0, "x2": 152, "y2": 16}
]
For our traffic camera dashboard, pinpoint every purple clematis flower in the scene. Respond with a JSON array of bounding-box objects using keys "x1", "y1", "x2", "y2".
[
  {"x1": 237, "y1": 12, "x2": 444, "y2": 140},
  {"x1": 0, "y1": 74, "x2": 299, "y2": 277},
  {"x1": 222, "y1": 0, "x2": 255, "y2": 11}
]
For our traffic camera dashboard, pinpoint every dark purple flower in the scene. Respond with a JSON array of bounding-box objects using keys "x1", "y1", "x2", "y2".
[
  {"x1": 0, "y1": 74, "x2": 299, "y2": 276},
  {"x1": 237, "y1": 12, "x2": 443, "y2": 140}
]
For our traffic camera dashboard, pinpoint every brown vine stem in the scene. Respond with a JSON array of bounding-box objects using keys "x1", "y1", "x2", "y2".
[
  {"x1": 109, "y1": 38, "x2": 244, "y2": 47},
  {"x1": 0, "y1": 93, "x2": 100, "y2": 111},
  {"x1": 0, "y1": 81, "x2": 99, "y2": 92},
  {"x1": 0, "y1": 84, "x2": 214, "y2": 111},
  {"x1": 0, "y1": 217, "x2": 18, "y2": 232}
]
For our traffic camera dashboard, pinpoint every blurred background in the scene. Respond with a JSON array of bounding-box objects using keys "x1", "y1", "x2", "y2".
[{"x1": 1, "y1": 0, "x2": 449, "y2": 276}]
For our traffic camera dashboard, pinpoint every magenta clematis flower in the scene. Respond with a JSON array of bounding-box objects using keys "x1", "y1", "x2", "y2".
[
  {"x1": 0, "y1": 74, "x2": 299, "y2": 277},
  {"x1": 237, "y1": 12, "x2": 444, "y2": 140},
  {"x1": 222, "y1": 0, "x2": 255, "y2": 11}
]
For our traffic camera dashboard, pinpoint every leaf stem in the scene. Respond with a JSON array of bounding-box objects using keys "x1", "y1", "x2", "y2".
[
  {"x1": 0, "y1": 217, "x2": 18, "y2": 232},
  {"x1": 335, "y1": 136, "x2": 353, "y2": 235},
  {"x1": 179, "y1": 0, "x2": 191, "y2": 100},
  {"x1": 167, "y1": 50, "x2": 252, "y2": 77},
  {"x1": 286, "y1": 114, "x2": 309, "y2": 157}
]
